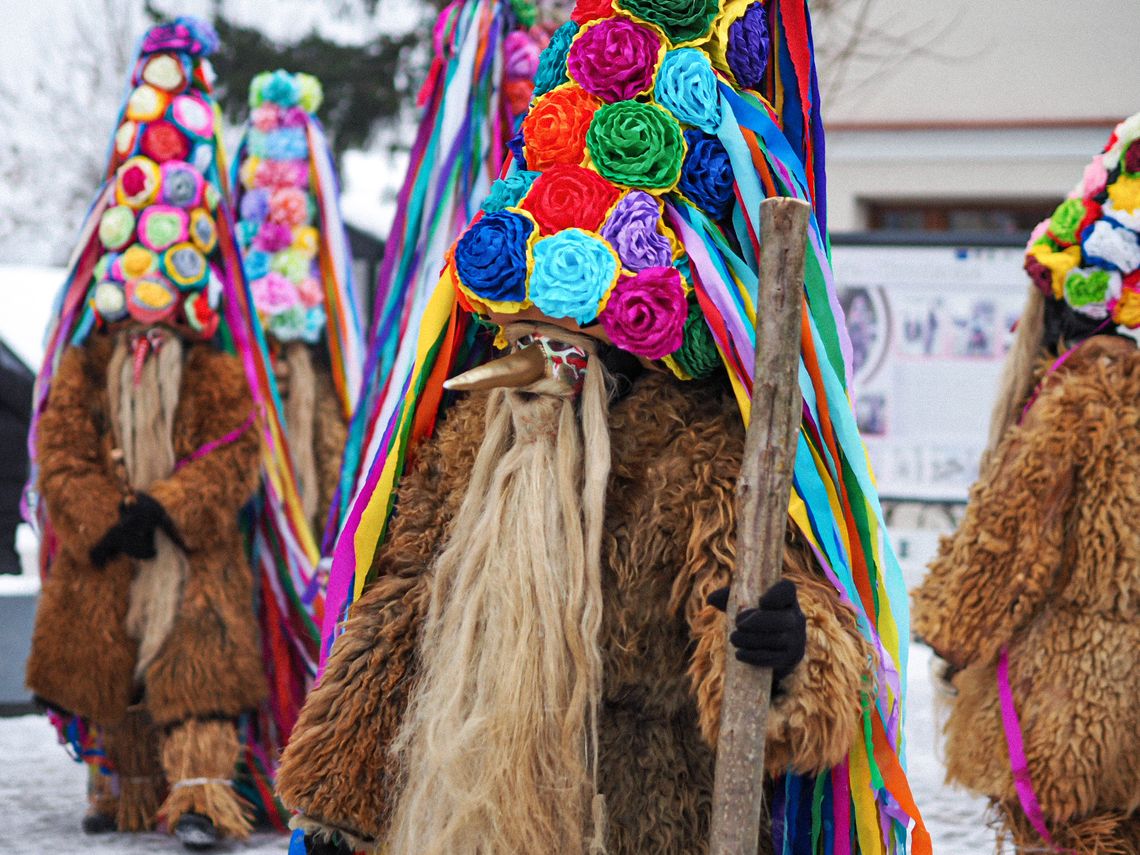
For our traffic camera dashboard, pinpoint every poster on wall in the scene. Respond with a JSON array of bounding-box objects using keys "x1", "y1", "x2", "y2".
[{"x1": 832, "y1": 242, "x2": 1028, "y2": 503}]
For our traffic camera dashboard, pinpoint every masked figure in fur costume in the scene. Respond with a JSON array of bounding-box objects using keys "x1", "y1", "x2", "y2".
[
  {"x1": 914, "y1": 113, "x2": 1140, "y2": 854},
  {"x1": 25, "y1": 19, "x2": 267, "y2": 850},
  {"x1": 234, "y1": 70, "x2": 362, "y2": 536},
  {"x1": 278, "y1": 1, "x2": 925, "y2": 852}
]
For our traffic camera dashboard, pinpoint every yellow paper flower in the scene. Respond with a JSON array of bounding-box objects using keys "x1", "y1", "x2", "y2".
[
  {"x1": 1114, "y1": 288, "x2": 1140, "y2": 327},
  {"x1": 1029, "y1": 243, "x2": 1082, "y2": 299},
  {"x1": 1107, "y1": 173, "x2": 1140, "y2": 214},
  {"x1": 292, "y1": 225, "x2": 320, "y2": 256}
]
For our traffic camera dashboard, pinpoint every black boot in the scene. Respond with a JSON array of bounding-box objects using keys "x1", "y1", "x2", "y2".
[
  {"x1": 174, "y1": 812, "x2": 219, "y2": 851},
  {"x1": 81, "y1": 813, "x2": 117, "y2": 835}
]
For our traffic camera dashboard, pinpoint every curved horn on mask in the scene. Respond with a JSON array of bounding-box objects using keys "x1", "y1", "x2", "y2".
[{"x1": 443, "y1": 343, "x2": 547, "y2": 392}]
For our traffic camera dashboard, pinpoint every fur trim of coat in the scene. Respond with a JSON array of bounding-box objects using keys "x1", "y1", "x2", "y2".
[
  {"x1": 913, "y1": 336, "x2": 1140, "y2": 850},
  {"x1": 276, "y1": 372, "x2": 872, "y2": 854},
  {"x1": 26, "y1": 334, "x2": 267, "y2": 728}
]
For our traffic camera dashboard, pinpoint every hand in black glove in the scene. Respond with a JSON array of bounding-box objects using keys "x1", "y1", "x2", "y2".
[
  {"x1": 89, "y1": 492, "x2": 178, "y2": 568},
  {"x1": 708, "y1": 579, "x2": 807, "y2": 691},
  {"x1": 305, "y1": 832, "x2": 354, "y2": 855}
]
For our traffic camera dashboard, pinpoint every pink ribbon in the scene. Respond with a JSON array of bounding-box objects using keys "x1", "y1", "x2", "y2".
[{"x1": 174, "y1": 409, "x2": 257, "y2": 472}]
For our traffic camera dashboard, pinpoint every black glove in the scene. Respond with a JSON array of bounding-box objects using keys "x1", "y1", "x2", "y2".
[
  {"x1": 708, "y1": 579, "x2": 807, "y2": 690},
  {"x1": 305, "y1": 832, "x2": 354, "y2": 855},
  {"x1": 89, "y1": 492, "x2": 178, "y2": 567}
]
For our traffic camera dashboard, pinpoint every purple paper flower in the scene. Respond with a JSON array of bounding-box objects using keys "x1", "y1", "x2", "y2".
[
  {"x1": 240, "y1": 188, "x2": 271, "y2": 223},
  {"x1": 566, "y1": 17, "x2": 661, "y2": 103},
  {"x1": 140, "y1": 16, "x2": 219, "y2": 57},
  {"x1": 726, "y1": 2, "x2": 770, "y2": 90},
  {"x1": 504, "y1": 30, "x2": 541, "y2": 80},
  {"x1": 599, "y1": 266, "x2": 687, "y2": 359},
  {"x1": 601, "y1": 191, "x2": 673, "y2": 271},
  {"x1": 254, "y1": 221, "x2": 293, "y2": 253}
]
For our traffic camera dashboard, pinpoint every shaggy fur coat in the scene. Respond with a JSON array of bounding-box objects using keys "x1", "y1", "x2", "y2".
[
  {"x1": 276, "y1": 372, "x2": 873, "y2": 853},
  {"x1": 913, "y1": 336, "x2": 1140, "y2": 851},
  {"x1": 26, "y1": 334, "x2": 266, "y2": 729}
]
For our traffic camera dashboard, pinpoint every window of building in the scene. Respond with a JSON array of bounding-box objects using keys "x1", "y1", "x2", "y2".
[{"x1": 865, "y1": 200, "x2": 1056, "y2": 234}]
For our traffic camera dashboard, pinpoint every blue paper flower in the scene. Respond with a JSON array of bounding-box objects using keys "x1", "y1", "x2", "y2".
[
  {"x1": 678, "y1": 131, "x2": 735, "y2": 220},
  {"x1": 508, "y1": 131, "x2": 528, "y2": 170},
  {"x1": 269, "y1": 304, "x2": 326, "y2": 344},
  {"x1": 243, "y1": 250, "x2": 271, "y2": 280},
  {"x1": 482, "y1": 171, "x2": 541, "y2": 213},
  {"x1": 534, "y1": 22, "x2": 578, "y2": 97},
  {"x1": 264, "y1": 127, "x2": 310, "y2": 161},
  {"x1": 263, "y1": 70, "x2": 302, "y2": 107},
  {"x1": 530, "y1": 229, "x2": 618, "y2": 324},
  {"x1": 237, "y1": 219, "x2": 261, "y2": 248},
  {"x1": 455, "y1": 211, "x2": 535, "y2": 304},
  {"x1": 654, "y1": 49, "x2": 722, "y2": 134}
]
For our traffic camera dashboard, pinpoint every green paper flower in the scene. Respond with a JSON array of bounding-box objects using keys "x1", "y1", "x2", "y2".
[
  {"x1": 1049, "y1": 198, "x2": 1091, "y2": 246},
  {"x1": 586, "y1": 101, "x2": 685, "y2": 191},
  {"x1": 672, "y1": 295, "x2": 720, "y2": 379},
  {"x1": 617, "y1": 0, "x2": 720, "y2": 45},
  {"x1": 1063, "y1": 268, "x2": 1111, "y2": 308},
  {"x1": 271, "y1": 247, "x2": 314, "y2": 283},
  {"x1": 510, "y1": 0, "x2": 537, "y2": 28}
]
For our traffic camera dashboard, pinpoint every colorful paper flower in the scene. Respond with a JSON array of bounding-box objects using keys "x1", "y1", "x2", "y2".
[
  {"x1": 254, "y1": 221, "x2": 294, "y2": 253},
  {"x1": 163, "y1": 242, "x2": 209, "y2": 289},
  {"x1": 678, "y1": 131, "x2": 735, "y2": 219},
  {"x1": 711, "y1": 0, "x2": 770, "y2": 90},
  {"x1": 292, "y1": 226, "x2": 320, "y2": 256},
  {"x1": 268, "y1": 187, "x2": 309, "y2": 228},
  {"x1": 296, "y1": 277, "x2": 324, "y2": 308},
  {"x1": 534, "y1": 22, "x2": 578, "y2": 97},
  {"x1": 126, "y1": 273, "x2": 179, "y2": 324},
  {"x1": 237, "y1": 220, "x2": 260, "y2": 249},
  {"x1": 600, "y1": 190, "x2": 673, "y2": 270},
  {"x1": 615, "y1": 0, "x2": 720, "y2": 46},
  {"x1": 120, "y1": 245, "x2": 159, "y2": 279},
  {"x1": 519, "y1": 164, "x2": 621, "y2": 235},
  {"x1": 93, "y1": 281, "x2": 129, "y2": 322},
  {"x1": 256, "y1": 159, "x2": 307, "y2": 190},
  {"x1": 1107, "y1": 174, "x2": 1140, "y2": 214},
  {"x1": 268, "y1": 304, "x2": 326, "y2": 343},
  {"x1": 522, "y1": 84, "x2": 601, "y2": 171},
  {"x1": 140, "y1": 16, "x2": 218, "y2": 57},
  {"x1": 116, "y1": 157, "x2": 162, "y2": 208},
  {"x1": 271, "y1": 248, "x2": 314, "y2": 283},
  {"x1": 259, "y1": 70, "x2": 302, "y2": 107},
  {"x1": 126, "y1": 84, "x2": 170, "y2": 122},
  {"x1": 586, "y1": 101, "x2": 685, "y2": 191},
  {"x1": 567, "y1": 17, "x2": 662, "y2": 103},
  {"x1": 1078, "y1": 154, "x2": 1108, "y2": 198},
  {"x1": 571, "y1": 0, "x2": 614, "y2": 25},
  {"x1": 296, "y1": 73, "x2": 323, "y2": 113},
  {"x1": 1047, "y1": 197, "x2": 1101, "y2": 246},
  {"x1": 1081, "y1": 220, "x2": 1140, "y2": 273},
  {"x1": 244, "y1": 250, "x2": 272, "y2": 280},
  {"x1": 504, "y1": 30, "x2": 541, "y2": 80},
  {"x1": 140, "y1": 121, "x2": 191, "y2": 162},
  {"x1": 483, "y1": 171, "x2": 541, "y2": 213},
  {"x1": 99, "y1": 206, "x2": 136, "y2": 251},
  {"x1": 114, "y1": 121, "x2": 140, "y2": 162},
  {"x1": 671, "y1": 296, "x2": 721, "y2": 378},
  {"x1": 240, "y1": 188, "x2": 271, "y2": 223},
  {"x1": 252, "y1": 104, "x2": 282, "y2": 133},
  {"x1": 1027, "y1": 243, "x2": 1081, "y2": 299},
  {"x1": 252, "y1": 271, "x2": 302, "y2": 315},
  {"x1": 138, "y1": 205, "x2": 189, "y2": 251},
  {"x1": 138, "y1": 52, "x2": 188, "y2": 93},
  {"x1": 529, "y1": 229, "x2": 619, "y2": 323},
  {"x1": 1062, "y1": 267, "x2": 1118, "y2": 318},
  {"x1": 170, "y1": 93, "x2": 216, "y2": 140},
  {"x1": 159, "y1": 161, "x2": 205, "y2": 209},
  {"x1": 599, "y1": 266, "x2": 687, "y2": 358},
  {"x1": 655, "y1": 49, "x2": 721, "y2": 133},
  {"x1": 454, "y1": 211, "x2": 536, "y2": 306},
  {"x1": 264, "y1": 127, "x2": 310, "y2": 161}
]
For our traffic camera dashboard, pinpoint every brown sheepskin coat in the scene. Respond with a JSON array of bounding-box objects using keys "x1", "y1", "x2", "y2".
[
  {"x1": 26, "y1": 334, "x2": 267, "y2": 729},
  {"x1": 277, "y1": 372, "x2": 873, "y2": 853},
  {"x1": 913, "y1": 336, "x2": 1140, "y2": 847}
]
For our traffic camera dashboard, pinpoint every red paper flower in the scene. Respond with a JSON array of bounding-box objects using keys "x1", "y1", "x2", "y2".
[
  {"x1": 572, "y1": 0, "x2": 613, "y2": 24},
  {"x1": 519, "y1": 164, "x2": 621, "y2": 235},
  {"x1": 140, "y1": 121, "x2": 191, "y2": 163},
  {"x1": 522, "y1": 84, "x2": 601, "y2": 171}
]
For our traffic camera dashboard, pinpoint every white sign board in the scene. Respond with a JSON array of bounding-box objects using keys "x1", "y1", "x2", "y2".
[{"x1": 831, "y1": 243, "x2": 1028, "y2": 502}]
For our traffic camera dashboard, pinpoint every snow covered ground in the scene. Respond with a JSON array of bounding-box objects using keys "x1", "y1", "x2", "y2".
[{"x1": 0, "y1": 643, "x2": 991, "y2": 854}]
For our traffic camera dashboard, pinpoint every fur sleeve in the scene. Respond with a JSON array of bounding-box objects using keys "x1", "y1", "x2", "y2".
[
  {"x1": 670, "y1": 397, "x2": 869, "y2": 777},
  {"x1": 912, "y1": 377, "x2": 1086, "y2": 669},
  {"x1": 146, "y1": 349, "x2": 259, "y2": 552},
  {"x1": 36, "y1": 346, "x2": 123, "y2": 557},
  {"x1": 275, "y1": 394, "x2": 486, "y2": 849}
]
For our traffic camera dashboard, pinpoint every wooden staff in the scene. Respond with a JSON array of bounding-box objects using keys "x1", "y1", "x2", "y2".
[{"x1": 709, "y1": 196, "x2": 811, "y2": 855}]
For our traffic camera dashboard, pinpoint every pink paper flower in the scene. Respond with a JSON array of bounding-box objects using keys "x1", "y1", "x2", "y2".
[
  {"x1": 504, "y1": 30, "x2": 541, "y2": 80},
  {"x1": 599, "y1": 266, "x2": 687, "y2": 359},
  {"x1": 268, "y1": 187, "x2": 309, "y2": 228},
  {"x1": 1082, "y1": 154, "x2": 1108, "y2": 197},
  {"x1": 296, "y1": 276, "x2": 324, "y2": 308},
  {"x1": 251, "y1": 104, "x2": 282, "y2": 133},
  {"x1": 255, "y1": 159, "x2": 304, "y2": 190},
  {"x1": 254, "y1": 221, "x2": 293, "y2": 253},
  {"x1": 251, "y1": 271, "x2": 301, "y2": 315}
]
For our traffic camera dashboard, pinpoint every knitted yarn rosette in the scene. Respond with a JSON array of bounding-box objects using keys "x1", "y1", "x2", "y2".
[
  {"x1": 235, "y1": 70, "x2": 328, "y2": 345},
  {"x1": 1025, "y1": 112, "x2": 1140, "y2": 328},
  {"x1": 445, "y1": 0, "x2": 777, "y2": 375},
  {"x1": 90, "y1": 17, "x2": 225, "y2": 339}
]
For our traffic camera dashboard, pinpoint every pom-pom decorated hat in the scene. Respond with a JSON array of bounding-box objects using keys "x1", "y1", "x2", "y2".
[
  {"x1": 232, "y1": 70, "x2": 364, "y2": 412},
  {"x1": 445, "y1": 0, "x2": 789, "y2": 377},
  {"x1": 236, "y1": 70, "x2": 327, "y2": 345},
  {"x1": 87, "y1": 16, "x2": 229, "y2": 340},
  {"x1": 1026, "y1": 112, "x2": 1140, "y2": 328}
]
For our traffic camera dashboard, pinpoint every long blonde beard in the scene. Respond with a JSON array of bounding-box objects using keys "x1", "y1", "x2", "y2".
[
  {"x1": 387, "y1": 353, "x2": 612, "y2": 855},
  {"x1": 107, "y1": 331, "x2": 190, "y2": 680}
]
